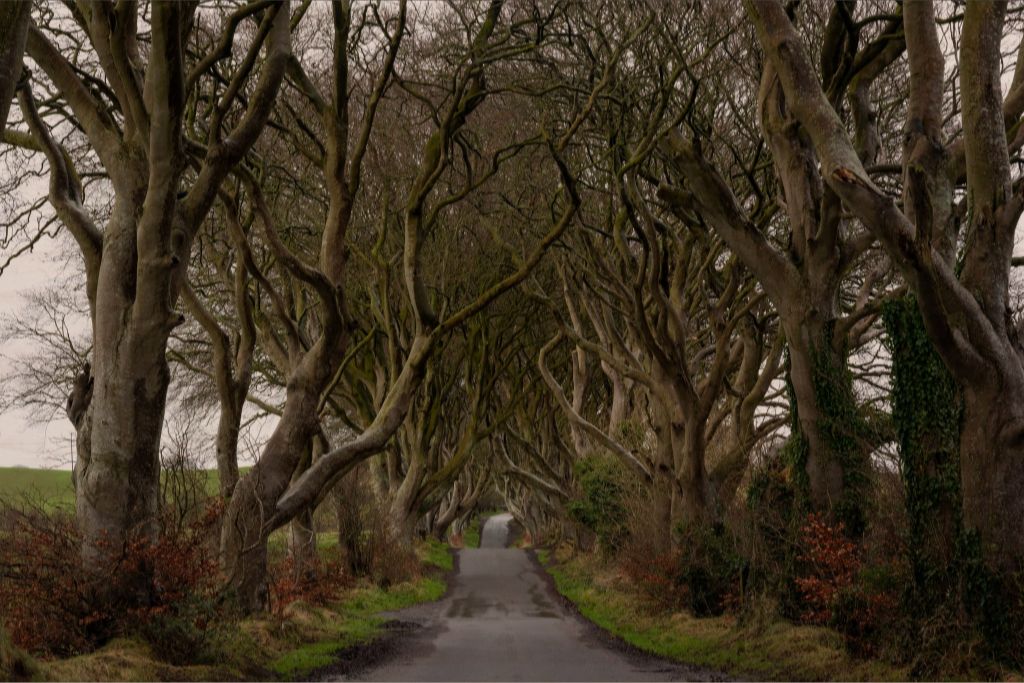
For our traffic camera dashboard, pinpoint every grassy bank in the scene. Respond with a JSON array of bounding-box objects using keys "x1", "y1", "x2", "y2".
[
  {"x1": 538, "y1": 547, "x2": 909, "y2": 682},
  {"x1": 28, "y1": 541, "x2": 451, "y2": 682}
]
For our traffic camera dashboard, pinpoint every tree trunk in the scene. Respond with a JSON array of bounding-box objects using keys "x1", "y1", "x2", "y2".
[
  {"x1": 677, "y1": 414, "x2": 715, "y2": 527},
  {"x1": 960, "y1": 386, "x2": 1024, "y2": 570},
  {"x1": 215, "y1": 395, "x2": 242, "y2": 500},
  {"x1": 785, "y1": 317, "x2": 844, "y2": 507},
  {"x1": 884, "y1": 297, "x2": 961, "y2": 576},
  {"x1": 221, "y1": 385, "x2": 319, "y2": 612},
  {"x1": 388, "y1": 487, "x2": 421, "y2": 546},
  {"x1": 289, "y1": 506, "x2": 317, "y2": 581},
  {"x1": 606, "y1": 370, "x2": 631, "y2": 436},
  {"x1": 782, "y1": 313, "x2": 868, "y2": 531},
  {"x1": 288, "y1": 440, "x2": 319, "y2": 580},
  {"x1": 76, "y1": 198, "x2": 171, "y2": 583},
  {"x1": 0, "y1": 1, "x2": 30, "y2": 135},
  {"x1": 432, "y1": 496, "x2": 460, "y2": 542},
  {"x1": 569, "y1": 344, "x2": 590, "y2": 457}
]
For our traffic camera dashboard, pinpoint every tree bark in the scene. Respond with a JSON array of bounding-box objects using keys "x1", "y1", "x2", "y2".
[
  {"x1": 744, "y1": 0, "x2": 1024, "y2": 565},
  {"x1": 960, "y1": 386, "x2": 1024, "y2": 567},
  {"x1": 221, "y1": 383, "x2": 320, "y2": 612},
  {"x1": 782, "y1": 315, "x2": 845, "y2": 509},
  {"x1": 0, "y1": 1, "x2": 30, "y2": 135}
]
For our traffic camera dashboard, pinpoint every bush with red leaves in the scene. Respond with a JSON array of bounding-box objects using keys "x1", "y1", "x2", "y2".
[
  {"x1": 621, "y1": 524, "x2": 743, "y2": 617},
  {"x1": 795, "y1": 512, "x2": 898, "y2": 656},
  {"x1": 795, "y1": 512, "x2": 860, "y2": 625},
  {"x1": 0, "y1": 498, "x2": 226, "y2": 662},
  {"x1": 268, "y1": 552, "x2": 353, "y2": 616},
  {"x1": 621, "y1": 548, "x2": 691, "y2": 613}
]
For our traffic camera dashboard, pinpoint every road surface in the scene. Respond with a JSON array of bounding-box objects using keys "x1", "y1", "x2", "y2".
[{"x1": 343, "y1": 513, "x2": 721, "y2": 682}]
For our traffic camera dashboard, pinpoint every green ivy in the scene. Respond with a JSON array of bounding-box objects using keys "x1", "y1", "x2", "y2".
[
  {"x1": 883, "y1": 296, "x2": 1023, "y2": 671},
  {"x1": 567, "y1": 455, "x2": 629, "y2": 553},
  {"x1": 881, "y1": 296, "x2": 962, "y2": 585},
  {"x1": 777, "y1": 324, "x2": 870, "y2": 536}
]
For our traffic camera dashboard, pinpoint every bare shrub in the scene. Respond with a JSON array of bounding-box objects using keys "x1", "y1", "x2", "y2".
[
  {"x1": 0, "y1": 497, "x2": 225, "y2": 663},
  {"x1": 333, "y1": 465, "x2": 418, "y2": 587}
]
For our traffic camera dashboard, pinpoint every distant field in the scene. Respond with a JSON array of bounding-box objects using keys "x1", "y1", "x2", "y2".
[
  {"x1": 0, "y1": 467, "x2": 229, "y2": 509},
  {"x1": 0, "y1": 467, "x2": 75, "y2": 508}
]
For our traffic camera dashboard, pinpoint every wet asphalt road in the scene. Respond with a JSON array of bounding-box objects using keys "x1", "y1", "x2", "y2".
[{"x1": 345, "y1": 513, "x2": 716, "y2": 682}]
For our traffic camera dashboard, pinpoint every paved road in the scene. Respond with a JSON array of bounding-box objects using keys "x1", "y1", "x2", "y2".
[{"x1": 345, "y1": 513, "x2": 718, "y2": 682}]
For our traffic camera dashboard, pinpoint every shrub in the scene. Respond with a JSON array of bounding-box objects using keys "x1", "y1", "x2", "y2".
[
  {"x1": 794, "y1": 513, "x2": 859, "y2": 625},
  {"x1": 674, "y1": 523, "x2": 745, "y2": 616},
  {"x1": 621, "y1": 546, "x2": 690, "y2": 613},
  {"x1": 0, "y1": 623, "x2": 38, "y2": 681},
  {"x1": 795, "y1": 512, "x2": 898, "y2": 656},
  {"x1": 333, "y1": 466, "x2": 419, "y2": 588},
  {"x1": 0, "y1": 497, "x2": 227, "y2": 663},
  {"x1": 567, "y1": 454, "x2": 629, "y2": 552},
  {"x1": 622, "y1": 523, "x2": 744, "y2": 617},
  {"x1": 0, "y1": 503, "x2": 97, "y2": 655},
  {"x1": 269, "y1": 551, "x2": 351, "y2": 615}
]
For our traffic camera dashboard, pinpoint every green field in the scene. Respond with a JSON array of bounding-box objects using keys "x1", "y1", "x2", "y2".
[
  {"x1": 0, "y1": 467, "x2": 229, "y2": 510},
  {"x1": 0, "y1": 467, "x2": 75, "y2": 508}
]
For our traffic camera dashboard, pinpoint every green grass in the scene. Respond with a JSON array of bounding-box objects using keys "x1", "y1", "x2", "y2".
[
  {"x1": 0, "y1": 467, "x2": 225, "y2": 511},
  {"x1": 0, "y1": 467, "x2": 75, "y2": 509},
  {"x1": 539, "y1": 550, "x2": 909, "y2": 682},
  {"x1": 420, "y1": 538, "x2": 454, "y2": 571},
  {"x1": 269, "y1": 574, "x2": 445, "y2": 678},
  {"x1": 463, "y1": 516, "x2": 482, "y2": 548}
]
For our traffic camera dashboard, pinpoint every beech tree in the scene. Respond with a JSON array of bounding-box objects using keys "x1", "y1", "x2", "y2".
[
  {"x1": 660, "y1": 3, "x2": 903, "y2": 528},
  {"x1": 7, "y1": 2, "x2": 290, "y2": 588},
  {"x1": 739, "y1": 0, "x2": 1024, "y2": 571},
  {"x1": 217, "y1": 0, "x2": 611, "y2": 610}
]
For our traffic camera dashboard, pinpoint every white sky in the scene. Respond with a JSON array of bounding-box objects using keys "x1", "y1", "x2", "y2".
[{"x1": 0, "y1": 237, "x2": 76, "y2": 468}]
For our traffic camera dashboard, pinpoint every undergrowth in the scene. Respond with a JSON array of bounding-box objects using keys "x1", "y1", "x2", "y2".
[{"x1": 539, "y1": 547, "x2": 908, "y2": 681}]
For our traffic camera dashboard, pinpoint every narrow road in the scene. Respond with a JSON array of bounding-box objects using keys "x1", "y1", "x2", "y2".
[{"x1": 344, "y1": 513, "x2": 720, "y2": 682}]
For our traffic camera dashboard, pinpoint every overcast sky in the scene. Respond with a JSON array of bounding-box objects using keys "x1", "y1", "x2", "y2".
[{"x1": 0, "y1": 237, "x2": 76, "y2": 469}]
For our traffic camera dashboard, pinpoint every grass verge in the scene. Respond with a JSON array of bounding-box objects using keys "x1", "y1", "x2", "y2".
[
  {"x1": 267, "y1": 577, "x2": 445, "y2": 679},
  {"x1": 36, "y1": 541, "x2": 450, "y2": 682},
  {"x1": 537, "y1": 547, "x2": 910, "y2": 682},
  {"x1": 462, "y1": 516, "x2": 482, "y2": 549}
]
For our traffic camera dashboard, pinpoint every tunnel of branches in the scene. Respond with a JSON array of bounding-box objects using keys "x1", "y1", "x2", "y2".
[{"x1": 1, "y1": 1, "x2": 1023, "y2": 667}]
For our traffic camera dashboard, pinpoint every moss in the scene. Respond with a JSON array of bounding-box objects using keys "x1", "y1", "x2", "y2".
[{"x1": 539, "y1": 550, "x2": 908, "y2": 681}]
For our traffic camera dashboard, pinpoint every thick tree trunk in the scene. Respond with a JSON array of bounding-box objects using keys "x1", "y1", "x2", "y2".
[
  {"x1": 884, "y1": 298, "x2": 961, "y2": 576},
  {"x1": 388, "y1": 483, "x2": 421, "y2": 546},
  {"x1": 781, "y1": 310, "x2": 870, "y2": 528},
  {"x1": 960, "y1": 387, "x2": 1024, "y2": 570},
  {"x1": 677, "y1": 415, "x2": 715, "y2": 527},
  {"x1": 75, "y1": 198, "x2": 172, "y2": 583},
  {"x1": 784, "y1": 317, "x2": 844, "y2": 508},
  {"x1": 432, "y1": 496, "x2": 461, "y2": 542},
  {"x1": 221, "y1": 385, "x2": 319, "y2": 612}
]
